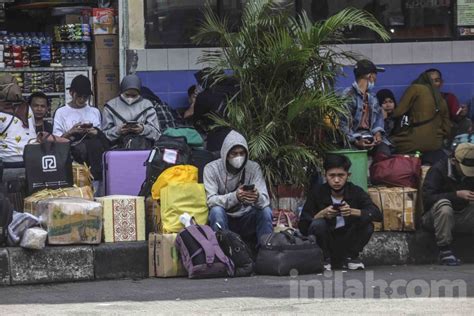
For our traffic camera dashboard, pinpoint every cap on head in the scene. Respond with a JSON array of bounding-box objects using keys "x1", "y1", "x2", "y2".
[
  {"x1": 0, "y1": 74, "x2": 22, "y2": 102},
  {"x1": 455, "y1": 143, "x2": 474, "y2": 177},
  {"x1": 69, "y1": 75, "x2": 93, "y2": 96},
  {"x1": 120, "y1": 74, "x2": 142, "y2": 93},
  {"x1": 354, "y1": 59, "x2": 385, "y2": 77}
]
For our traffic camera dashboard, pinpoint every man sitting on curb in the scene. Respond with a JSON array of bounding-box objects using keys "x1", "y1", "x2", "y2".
[
  {"x1": 422, "y1": 143, "x2": 474, "y2": 266},
  {"x1": 299, "y1": 154, "x2": 382, "y2": 271},
  {"x1": 204, "y1": 130, "x2": 273, "y2": 246}
]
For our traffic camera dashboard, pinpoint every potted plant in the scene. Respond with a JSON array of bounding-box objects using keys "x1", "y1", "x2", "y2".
[{"x1": 193, "y1": 0, "x2": 389, "y2": 195}]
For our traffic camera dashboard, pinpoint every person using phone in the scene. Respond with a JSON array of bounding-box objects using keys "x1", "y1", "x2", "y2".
[
  {"x1": 52, "y1": 75, "x2": 108, "y2": 184},
  {"x1": 102, "y1": 74, "x2": 160, "y2": 149},
  {"x1": 53, "y1": 75, "x2": 101, "y2": 140},
  {"x1": 299, "y1": 154, "x2": 382, "y2": 271},
  {"x1": 421, "y1": 143, "x2": 474, "y2": 266},
  {"x1": 340, "y1": 59, "x2": 391, "y2": 156},
  {"x1": 204, "y1": 130, "x2": 272, "y2": 246}
]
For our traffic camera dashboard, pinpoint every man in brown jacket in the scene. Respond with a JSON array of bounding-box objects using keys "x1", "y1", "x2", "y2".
[{"x1": 391, "y1": 70, "x2": 451, "y2": 164}]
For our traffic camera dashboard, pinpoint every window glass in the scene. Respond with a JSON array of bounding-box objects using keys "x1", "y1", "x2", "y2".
[
  {"x1": 300, "y1": 0, "x2": 453, "y2": 40},
  {"x1": 145, "y1": 0, "x2": 217, "y2": 47}
]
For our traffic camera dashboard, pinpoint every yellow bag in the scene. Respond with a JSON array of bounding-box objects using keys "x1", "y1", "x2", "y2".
[
  {"x1": 161, "y1": 183, "x2": 208, "y2": 233},
  {"x1": 151, "y1": 165, "x2": 198, "y2": 200}
]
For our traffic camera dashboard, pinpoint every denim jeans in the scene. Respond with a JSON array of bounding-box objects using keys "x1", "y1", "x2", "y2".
[{"x1": 209, "y1": 205, "x2": 273, "y2": 244}]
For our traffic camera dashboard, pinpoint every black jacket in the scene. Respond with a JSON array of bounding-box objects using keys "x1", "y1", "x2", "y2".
[
  {"x1": 423, "y1": 159, "x2": 474, "y2": 212},
  {"x1": 299, "y1": 182, "x2": 383, "y2": 235}
]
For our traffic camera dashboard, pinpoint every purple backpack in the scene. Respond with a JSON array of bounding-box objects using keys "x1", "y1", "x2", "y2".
[{"x1": 175, "y1": 224, "x2": 234, "y2": 279}]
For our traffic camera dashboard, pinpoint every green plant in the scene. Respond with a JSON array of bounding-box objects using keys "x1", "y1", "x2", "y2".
[{"x1": 193, "y1": 1, "x2": 390, "y2": 189}]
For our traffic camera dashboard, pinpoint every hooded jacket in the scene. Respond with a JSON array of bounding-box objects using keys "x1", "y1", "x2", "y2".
[
  {"x1": 203, "y1": 130, "x2": 270, "y2": 217},
  {"x1": 102, "y1": 75, "x2": 161, "y2": 142}
]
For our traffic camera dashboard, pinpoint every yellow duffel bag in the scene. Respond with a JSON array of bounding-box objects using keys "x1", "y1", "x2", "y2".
[
  {"x1": 160, "y1": 182, "x2": 209, "y2": 233},
  {"x1": 151, "y1": 165, "x2": 198, "y2": 200}
]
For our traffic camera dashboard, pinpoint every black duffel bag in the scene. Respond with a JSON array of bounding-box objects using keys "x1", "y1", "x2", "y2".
[{"x1": 256, "y1": 229, "x2": 323, "y2": 276}]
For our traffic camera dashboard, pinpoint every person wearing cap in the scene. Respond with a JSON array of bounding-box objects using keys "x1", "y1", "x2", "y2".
[
  {"x1": 0, "y1": 74, "x2": 36, "y2": 180},
  {"x1": 340, "y1": 59, "x2": 390, "y2": 155},
  {"x1": 102, "y1": 74, "x2": 160, "y2": 148},
  {"x1": 391, "y1": 70, "x2": 451, "y2": 165},
  {"x1": 53, "y1": 75, "x2": 108, "y2": 186},
  {"x1": 52, "y1": 74, "x2": 101, "y2": 139},
  {"x1": 422, "y1": 143, "x2": 474, "y2": 266}
]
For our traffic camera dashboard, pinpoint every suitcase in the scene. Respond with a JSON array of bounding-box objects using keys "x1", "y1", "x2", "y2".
[
  {"x1": 191, "y1": 149, "x2": 216, "y2": 183},
  {"x1": 103, "y1": 150, "x2": 150, "y2": 195}
]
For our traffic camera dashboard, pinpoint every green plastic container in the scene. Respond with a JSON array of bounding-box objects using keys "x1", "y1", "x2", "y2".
[{"x1": 328, "y1": 149, "x2": 368, "y2": 191}]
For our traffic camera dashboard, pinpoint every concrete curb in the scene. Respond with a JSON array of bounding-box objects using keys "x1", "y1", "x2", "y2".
[
  {"x1": 1, "y1": 231, "x2": 474, "y2": 286},
  {"x1": 94, "y1": 241, "x2": 148, "y2": 280},
  {"x1": 8, "y1": 246, "x2": 94, "y2": 285}
]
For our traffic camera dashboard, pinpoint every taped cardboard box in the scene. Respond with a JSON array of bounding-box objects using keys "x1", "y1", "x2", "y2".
[
  {"x1": 146, "y1": 197, "x2": 161, "y2": 235},
  {"x1": 369, "y1": 187, "x2": 417, "y2": 231},
  {"x1": 149, "y1": 233, "x2": 187, "y2": 278},
  {"x1": 37, "y1": 197, "x2": 102, "y2": 245},
  {"x1": 97, "y1": 195, "x2": 146, "y2": 242},
  {"x1": 24, "y1": 186, "x2": 94, "y2": 216}
]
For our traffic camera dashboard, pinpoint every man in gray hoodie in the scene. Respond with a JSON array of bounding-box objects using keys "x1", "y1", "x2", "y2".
[
  {"x1": 204, "y1": 130, "x2": 273, "y2": 244},
  {"x1": 102, "y1": 74, "x2": 161, "y2": 147}
]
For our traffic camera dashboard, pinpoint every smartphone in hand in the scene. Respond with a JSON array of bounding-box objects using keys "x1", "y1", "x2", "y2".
[
  {"x1": 79, "y1": 123, "x2": 93, "y2": 129},
  {"x1": 125, "y1": 121, "x2": 139, "y2": 127},
  {"x1": 242, "y1": 184, "x2": 255, "y2": 191}
]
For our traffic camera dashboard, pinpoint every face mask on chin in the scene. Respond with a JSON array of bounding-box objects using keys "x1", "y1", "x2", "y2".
[
  {"x1": 368, "y1": 81, "x2": 375, "y2": 91},
  {"x1": 228, "y1": 156, "x2": 246, "y2": 169},
  {"x1": 121, "y1": 94, "x2": 140, "y2": 105}
]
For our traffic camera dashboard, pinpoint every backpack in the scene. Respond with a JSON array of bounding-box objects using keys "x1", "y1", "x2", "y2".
[
  {"x1": 215, "y1": 228, "x2": 254, "y2": 277},
  {"x1": 138, "y1": 135, "x2": 192, "y2": 197},
  {"x1": 104, "y1": 103, "x2": 155, "y2": 150},
  {"x1": 0, "y1": 190, "x2": 13, "y2": 246},
  {"x1": 175, "y1": 224, "x2": 234, "y2": 279},
  {"x1": 163, "y1": 128, "x2": 204, "y2": 148}
]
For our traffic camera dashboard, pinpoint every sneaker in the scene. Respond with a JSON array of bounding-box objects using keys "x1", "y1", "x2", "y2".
[
  {"x1": 439, "y1": 250, "x2": 461, "y2": 266},
  {"x1": 345, "y1": 257, "x2": 365, "y2": 270},
  {"x1": 323, "y1": 258, "x2": 331, "y2": 271}
]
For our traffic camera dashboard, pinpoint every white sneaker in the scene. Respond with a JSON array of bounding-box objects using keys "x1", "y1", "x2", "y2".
[
  {"x1": 346, "y1": 257, "x2": 365, "y2": 270},
  {"x1": 323, "y1": 258, "x2": 331, "y2": 271}
]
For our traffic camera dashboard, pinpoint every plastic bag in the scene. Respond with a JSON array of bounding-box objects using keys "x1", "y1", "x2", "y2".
[{"x1": 20, "y1": 227, "x2": 47, "y2": 249}]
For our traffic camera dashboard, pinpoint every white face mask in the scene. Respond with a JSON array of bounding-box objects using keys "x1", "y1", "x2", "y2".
[
  {"x1": 229, "y1": 156, "x2": 246, "y2": 169},
  {"x1": 368, "y1": 81, "x2": 375, "y2": 90},
  {"x1": 122, "y1": 94, "x2": 140, "y2": 105}
]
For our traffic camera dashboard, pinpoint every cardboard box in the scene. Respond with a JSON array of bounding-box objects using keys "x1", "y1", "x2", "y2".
[
  {"x1": 373, "y1": 222, "x2": 383, "y2": 232},
  {"x1": 97, "y1": 195, "x2": 146, "y2": 243},
  {"x1": 37, "y1": 197, "x2": 103, "y2": 245},
  {"x1": 91, "y1": 8, "x2": 117, "y2": 35},
  {"x1": 146, "y1": 197, "x2": 161, "y2": 235},
  {"x1": 93, "y1": 34, "x2": 119, "y2": 69},
  {"x1": 369, "y1": 187, "x2": 417, "y2": 231},
  {"x1": 149, "y1": 233, "x2": 187, "y2": 278},
  {"x1": 63, "y1": 14, "x2": 83, "y2": 24},
  {"x1": 95, "y1": 68, "x2": 119, "y2": 108},
  {"x1": 24, "y1": 186, "x2": 94, "y2": 216}
]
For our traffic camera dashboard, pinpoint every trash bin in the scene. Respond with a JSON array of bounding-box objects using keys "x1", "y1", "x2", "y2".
[{"x1": 328, "y1": 149, "x2": 368, "y2": 191}]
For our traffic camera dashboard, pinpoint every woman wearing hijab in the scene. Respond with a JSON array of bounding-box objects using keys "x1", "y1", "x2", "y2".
[
  {"x1": 391, "y1": 71, "x2": 451, "y2": 164},
  {"x1": 102, "y1": 74, "x2": 161, "y2": 149}
]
